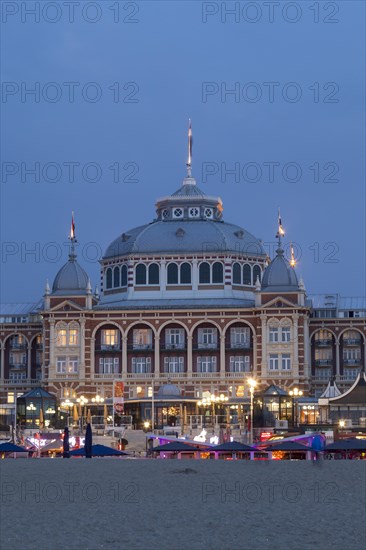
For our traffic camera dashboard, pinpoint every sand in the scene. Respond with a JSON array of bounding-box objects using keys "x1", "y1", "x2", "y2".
[{"x1": 1, "y1": 460, "x2": 365, "y2": 550}]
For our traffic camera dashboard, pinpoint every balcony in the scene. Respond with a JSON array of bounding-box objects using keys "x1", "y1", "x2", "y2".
[
  {"x1": 314, "y1": 359, "x2": 333, "y2": 366},
  {"x1": 126, "y1": 372, "x2": 155, "y2": 379},
  {"x1": 227, "y1": 342, "x2": 252, "y2": 350},
  {"x1": 343, "y1": 358, "x2": 361, "y2": 366},
  {"x1": 54, "y1": 373, "x2": 79, "y2": 379},
  {"x1": 225, "y1": 371, "x2": 252, "y2": 378},
  {"x1": 192, "y1": 371, "x2": 218, "y2": 378},
  {"x1": 128, "y1": 344, "x2": 153, "y2": 352},
  {"x1": 93, "y1": 373, "x2": 122, "y2": 379},
  {"x1": 95, "y1": 344, "x2": 121, "y2": 352},
  {"x1": 160, "y1": 372, "x2": 187, "y2": 379},
  {"x1": 343, "y1": 338, "x2": 362, "y2": 346},
  {"x1": 337, "y1": 373, "x2": 359, "y2": 382},
  {"x1": 193, "y1": 344, "x2": 218, "y2": 351},
  {"x1": 314, "y1": 339, "x2": 333, "y2": 347},
  {"x1": 161, "y1": 343, "x2": 186, "y2": 351},
  {"x1": 9, "y1": 343, "x2": 27, "y2": 350},
  {"x1": 9, "y1": 363, "x2": 27, "y2": 370},
  {"x1": 1, "y1": 378, "x2": 39, "y2": 386}
]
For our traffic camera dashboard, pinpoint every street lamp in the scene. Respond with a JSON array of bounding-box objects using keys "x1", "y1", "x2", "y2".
[
  {"x1": 198, "y1": 393, "x2": 228, "y2": 429},
  {"x1": 289, "y1": 387, "x2": 303, "y2": 428},
  {"x1": 248, "y1": 378, "x2": 257, "y2": 445},
  {"x1": 61, "y1": 399, "x2": 73, "y2": 427},
  {"x1": 76, "y1": 395, "x2": 88, "y2": 430}
]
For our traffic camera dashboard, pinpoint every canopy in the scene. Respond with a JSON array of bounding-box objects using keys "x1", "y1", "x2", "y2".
[
  {"x1": 0, "y1": 442, "x2": 29, "y2": 453},
  {"x1": 69, "y1": 444, "x2": 127, "y2": 457},
  {"x1": 153, "y1": 441, "x2": 200, "y2": 452},
  {"x1": 210, "y1": 441, "x2": 253, "y2": 452},
  {"x1": 325, "y1": 439, "x2": 366, "y2": 451},
  {"x1": 264, "y1": 441, "x2": 311, "y2": 452}
]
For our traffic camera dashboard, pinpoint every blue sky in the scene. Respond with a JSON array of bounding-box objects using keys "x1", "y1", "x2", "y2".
[{"x1": 1, "y1": 0, "x2": 365, "y2": 301}]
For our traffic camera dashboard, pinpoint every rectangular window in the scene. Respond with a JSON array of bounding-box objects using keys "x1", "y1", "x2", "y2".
[
  {"x1": 99, "y1": 357, "x2": 119, "y2": 374},
  {"x1": 131, "y1": 356, "x2": 151, "y2": 374},
  {"x1": 56, "y1": 356, "x2": 67, "y2": 373},
  {"x1": 57, "y1": 329, "x2": 67, "y2": 346},
  {"x1": 165, "y1": 328, "x2": 185, "y2": 349},
  {"x1": 101, "y1": 329, "x2": 120, "y2": 349},
  {"x1": 229, "y1": 356, "x2": 250, "y2": 373},
  {"x1": 315, "y1": 368, "x2": 332, "y2": 380},
  {"x1": 269, "y1": 354, "x2": 279, "y2": 370},
  {"x1": 230, "y1": 327, "x2": 250, "y2": 348},
  {"x1": 197, "y1": 356, "x2": 217, "y2": 373},
  {"x1": 281, "y1": 327, "x2": 291, "y2": 343},
  {"x1": 8, "y1": 392, "x2": 15, "y2": 404},
  {"x1": 269, "y1": 327, "x2": 279, "y2": 343},
  {"x1": 68, "y1": 356, "x2": 78, "y2": 374},
  {"x1": 198, "y1": 328, "x2": 217, "y2": 348},
  {"x1": 164, "y1": 356, "x2": 184, "y2": 373},
  {"x1": 133, "y1": 329, "x2": 152, "y2": 349},
  {"x1": 343, "y1": 349, "x2": 361, "y2": 360},
  {"x1": 281, "y1": 354, "x2": 291, "y2": 370},
  {"x1": 69, "y1": 329, "x2": 79, "y2": 346}
]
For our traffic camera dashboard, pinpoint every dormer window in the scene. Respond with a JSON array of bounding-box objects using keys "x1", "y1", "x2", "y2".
[
  {"x1": 204, "y1": 207, "x2": 213, "y2": 219},
  {"x1": 162, "y1": 209, "x2": 170, "y2": 219},
  {"x1": 173, "y1": 208, "x2": 183, "y2": 219}
]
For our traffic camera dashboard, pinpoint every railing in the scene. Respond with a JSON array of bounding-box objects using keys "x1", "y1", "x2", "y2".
[
  {"x1": 343, "y1": 338, "x2": 362, "y2": 346},
  {"x1": 226, "y1": 342, "x2": 252, "y2": 350},
  {"x1": 314, "y1": 339, "x2": 333, "y2": 346},
  {"x1": 95, "y1": 344, "x2": 121, "y2": 352},
  {"x1": 127, "y1": 344, "x2": 153, "y2": 351},
  {"x1": 8, "y1": 363, "x2": 27, "y2": 369},
  {"x1": 314, "y1": 359, "x2": 333, "y2": 366},
  {"x1": 54, "y1": 373, "x2": 79, "y2": 379},
  {"x1": 160, "y1": 343, "x2": 186, "y2": 351},
  {"x1": 1, "y1": 378, "x2": 39, "y2": 386},
  {"x1": 225, "y1": 371, "x2": 251, "y2": 378},
  {"x1": 9, "y1": 343, "x2": 27, "y2": 350},
  {"x1": 126, "y1": 372, "x2": 154, "y2": 379},
  {"x1": 160, "y1": 371, "x2": 186, "y2": 378},
  {"x1": 337, "y1": 373, "x2": 359, "y2": 382},
  {"x1": 269, "y1": 370, "x2": 293, "y2": 377},
  {"x1": 93, "y1": 373, "x2": 123, "y2": 379},
  {"x1": 192, "y1": 371, "x2": 218, "y2": 378},
  {"x1": 343, "y1": 358, "x2": 361, "y2": 365},
  {"x1": 193, "y1": 344, "x2": 218, "y2": 351}
]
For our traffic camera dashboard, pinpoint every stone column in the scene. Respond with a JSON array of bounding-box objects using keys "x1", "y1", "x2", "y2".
[
  {"x1": 187, "y1": 335, "x2": 193, "y2": 377},
  {"x1": 49, "y1": 320, "x2": 55, "y2": 368},
  {"x1": 0, "y1": 345, "x2": 4, "y2": 380},
  {"x1": 90, "y1": 337, "x2": 95, "y2": 379},
  {"x1": 293, "y1": 314, "x2": 299, "y2": 377},
  {"x1": 192, "y1": 259, "x2": 198, "y2": 292},
  {"x1": 80, "y1": 318, "x2": 86, "y2": 366},
  {"x1": 160, "y1": 259, "x2": 166, "y2": 293},
  {"x1": 252, "y1": 335, "x2": 257, "y2": 377},
  {"x1": 220, "y1": 334, "x2": 226, "y2": 376},
  {"x1": 335, "y1": 340, "x2": 340, "y2": 377},
  {"x1": 154, "y1": 335, "x2": 160, "y2": 380},
  {"x1": 303, "y1": 318, "x2": 310, "y2": 380},
  {"x1": 260, "y1": 315, "x2": 267, "y2": 378},
  {"x1": 122, "y1": 336, "x2": 127, "y2": 377}
]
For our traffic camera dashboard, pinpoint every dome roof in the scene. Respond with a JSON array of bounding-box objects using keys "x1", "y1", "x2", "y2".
[
  {"x1": 52, "y1": 256, "x2": 90, "y2": 295},
  {"x1": 104, "y1": 220, "x2": 265, "y2": 259},
  {"x1": 261, "y1": 248, "x2": 299, "y2": 292},
  {"x1": 157, "y1": 383, "x2": 182, "y2": 398}
]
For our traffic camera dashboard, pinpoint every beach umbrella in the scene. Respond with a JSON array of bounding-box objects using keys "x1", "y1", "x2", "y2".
[
  {"x1": 63, "y1": 427, "x2": 70, "y2": 458},
  {"x1": 85, "y1": 423, "x2": 92, "y2": 459},
  {"x1": 152, "y1": 441, "x2": 199, "y2": 452},
  {"x1": 87, "y1": 409, "x2": 92, "y2": 424},
  {"x1": 211, "y1": 441, "x2": 253, "y2": 452},
  {"x1": 73, "y1": 405, "x2": 79, "y2": 423},
  {"x1": 39, "y1": 409, "x2": 44, "y2": 430},
  {"x1": 70, "y1": 444, "x2": 127, "y2": 457},
  {"x1": 0, "y1": 442, "x2": 29, "y2": 455}
]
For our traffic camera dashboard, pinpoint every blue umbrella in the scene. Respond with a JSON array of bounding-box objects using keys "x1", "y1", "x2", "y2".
[
  {"x1": 85, "y1": 423, "x2": 92, "y2": 459},
  {"x1": 0, "y1": 442, "x2": 28, "y2": 453},
  {"x1": 63, "y1": 427, "x2": 70, "y2": 458},
  {"x1": 69, "y1": 444, "x2": 127, "y2": 457}
]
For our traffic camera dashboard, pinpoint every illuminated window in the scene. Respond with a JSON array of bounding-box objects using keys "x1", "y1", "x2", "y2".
[
  {"x1": 57, "y1": 329, "x2": 67, "y2": 346},
  {"x1": 102, "y1": 329, "x2": 119, "y2": 347},
  {"x1": 7, "y1": 392, "x2": 15, "y2": 404},
  {"x1": 68, "y1": 357, "x2": 78, "y2": 374},
  {"x1": 69, "y1": 328, "x2": 79, "y2": 346}
]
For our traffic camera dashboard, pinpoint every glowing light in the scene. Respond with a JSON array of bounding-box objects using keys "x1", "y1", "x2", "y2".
[
  {"x1": 193, "y1": 429, "x2": 207, "y2": 442},
  {"x1": 290, "y1": 243, "x2": 296, "y2": 267}
]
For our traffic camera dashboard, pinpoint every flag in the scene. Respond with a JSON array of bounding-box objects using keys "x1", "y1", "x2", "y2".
[
  {"x1": 290, "y1": 243, "x2": 296, "y2": 267},
  {"x1": 187, "y1": 119, "x2": 193, "y2": 167},
  {"x1": 70, "y1": 211, "x2": 75, "y2": 240},
  {"x1": 277, "y1": 208, "x2": 285, "y2": 238}
]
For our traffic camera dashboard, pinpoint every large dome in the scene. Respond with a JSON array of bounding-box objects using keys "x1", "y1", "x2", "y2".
[
  {"x1": 104, "y1": 220, "x2": 266, "y2": 259},
  {"x1": 261, "y1": 248, "x2": 299, "y2": 292},
  {"x1": 52, "y1": 256, "x2": 90, "y2": 295}
]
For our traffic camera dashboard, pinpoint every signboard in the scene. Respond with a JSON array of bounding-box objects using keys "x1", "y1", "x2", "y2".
[{"x1": 113, "y1": 381, "x2": 124, "y2": 414}]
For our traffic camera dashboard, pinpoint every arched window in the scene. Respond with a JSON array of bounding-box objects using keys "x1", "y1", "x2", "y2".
[
  {"x1": 148, "y1": 263, "x2": 160, "y2": 285},
  {"x1": 212, "y1": 262, "x2": 223, "y2": 283},
  {"x1": 199, "y1": 262, "x2": 210, "y2": 284},
  {"x1": 180, "y1": 262, "x2": 191, "y2": 284},
  {"x1": 106, "y1": 268, "x2": 112, "y2": 289},
  {"x1": 167, "y1": 263, "x2": 178, "y2": 285},
  {"x1": 113, "y1": 266, "x2": 120, "y2": 288},
  {"x1": 243, "y1": 264, "x2": 251, "y2": 285},
  {"x1": 233, "y1": 263, "x2": 241, "y2": 284},
  {"x1": 136, "y1": 264, "x2": 147, "y2": 285},
  {"x1": 121, "y1": 265, "x2": 127, "y2": 287},
  {"x1": 253, "y1": 265, "x2": 261, "y2": 284}
]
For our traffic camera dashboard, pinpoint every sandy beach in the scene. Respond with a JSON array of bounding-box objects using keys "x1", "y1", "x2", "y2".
[{"x1": 1, "y1": 460, "x2": 365, "y2": 550}]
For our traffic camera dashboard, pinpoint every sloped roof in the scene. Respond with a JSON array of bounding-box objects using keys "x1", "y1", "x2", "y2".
[
  {"x1": 261, "y1": 248, "x2": 299, "y2": 292},
  {"x1": 328, "y1": 372, "x2": 366, "y2": 405}
]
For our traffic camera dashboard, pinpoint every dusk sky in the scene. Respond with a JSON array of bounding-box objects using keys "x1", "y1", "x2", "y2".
[{"x1": 1, "y1": 1, "x2": 365, "y2": 303}]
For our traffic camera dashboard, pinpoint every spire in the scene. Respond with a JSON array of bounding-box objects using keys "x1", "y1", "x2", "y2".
[
  {"x1": 94, "y1": 284, "x2": 100, "y2": 299},
  {"x1": 68, "y1": 211, "x2": 77, "y2": 261},
  {"x1": 290, "y1": 242, "x2": 296, "y2": 268},
  {"x1": 86, "y1": 278, "x2": 92, "y2": 294},
  {"x1": 275, "y1": 208, "x2": 285, "y2": 250},
  {"x1": 255, "y1": 275, "x2": 261, "y2": 291},
  {"x1": 44, "y1": 279, "x2": 50, "y2": 295},
  {"x1": 187, "y1": 119, "x2": 193, "y2": 177}
]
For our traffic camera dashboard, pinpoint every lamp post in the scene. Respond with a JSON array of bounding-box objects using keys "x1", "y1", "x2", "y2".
[
  {"x1": 45, "y1": 407, "x2": 55, "y2": 429},
  {"x1": 61, "y1": 399, "x2": 73, "y2": 427},
  {"x1": 26, "y1": 402, "x2": 36, "y2": 432},
  {"x1": 248, "y1": 378, "x2": 257, "y2": 445},
  {"x1": 289, "y1": 387, "x2": 303, "y2": 428},
  {"x1": 76, "y1": 395, "x2": 88, "y2": 430},
  {"x1": 198, "y1": 393, "x2": 228, "y2": 430}
]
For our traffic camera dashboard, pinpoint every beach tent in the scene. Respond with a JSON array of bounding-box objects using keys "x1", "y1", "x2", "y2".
[
  {"x1": 69, "y1": 444, "x2": 127, "y2": 457},
  {"x1": 210, "y1": 441, "x2": 253, "y2": 452},
  {"x1": 0, "y1": 442, "x2": 29, "y2": 454},
  {"x1": 264, "y1": 441, "x2": 311, "y2": 459},
  {"x1": 325, "y1": 439, "x2": 366, "y2": 451},
  {"x1": 152, "y1": 441, "x2": 200, "y2": 453}
]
